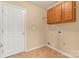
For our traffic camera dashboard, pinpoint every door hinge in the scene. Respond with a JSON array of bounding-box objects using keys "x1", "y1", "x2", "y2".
[
  {"x1": 2, "y1": 49, "x2": 4, "y2": 54},
  {"x1": 2, "y1": 9, "x2": 3, "y2": 13},
  {"x1": 2, "y1": 30, "x2": 4, "y2": 33}
]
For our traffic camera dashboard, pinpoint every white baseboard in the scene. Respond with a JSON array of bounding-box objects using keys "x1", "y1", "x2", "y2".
[
  {"x1": 46, "y1": 45, "x2": 74, "y2": 58},
  {"x1": 24, "y1": 44, "x2": 74, "y2": 58},
  {"x1": 25, "y1": 44, "x2": 46, "y2": 53}
]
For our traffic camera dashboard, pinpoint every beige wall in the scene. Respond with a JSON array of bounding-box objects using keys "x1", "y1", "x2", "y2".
[
  {"x1": 45, "y1": 2, "x2": 79, "y2": 57},
  {"x1": 3, "y1": 1, "x2": 79, "y2": 57},
  {"x1": 4, "y1": 1, "x2": 46, "y2": 50}
]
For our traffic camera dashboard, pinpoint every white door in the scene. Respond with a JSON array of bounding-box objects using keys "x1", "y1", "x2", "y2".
[{"x1": 2, "y1": 3, "x2": 25, "y2": 57}]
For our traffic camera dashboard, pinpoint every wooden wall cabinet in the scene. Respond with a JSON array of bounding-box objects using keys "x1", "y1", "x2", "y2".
[{"x1": 47, "y1": 1, "x2": 76, "y2": 24}]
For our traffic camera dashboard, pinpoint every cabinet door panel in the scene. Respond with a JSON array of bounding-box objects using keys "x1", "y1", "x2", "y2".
[
  {"x1": 54, "y1": 4, "x2": 62, "y2": 23},
  {"x1": 64, "y1": 2, "x2": 73, "y2": 22},
  {"x1": 62, "y1": 1, "x2": 76, "y2": 22},
  {"x1": 47, "y1": 8, "x2": 55, "y2": 24}
]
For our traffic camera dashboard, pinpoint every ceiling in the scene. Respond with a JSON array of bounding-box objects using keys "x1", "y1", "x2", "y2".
[{"x1": 27, "y1": 1, "x2": 59, "y2": 8}]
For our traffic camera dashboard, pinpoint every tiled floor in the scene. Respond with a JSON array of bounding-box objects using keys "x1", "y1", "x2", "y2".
[{"x1": 7, "y1": 46, "x2": 68, "y2": 58}]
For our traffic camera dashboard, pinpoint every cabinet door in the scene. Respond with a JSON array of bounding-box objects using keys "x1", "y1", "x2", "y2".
[
  {"x1": 62, "y1": 1, "x2": 76, "y2": 22},
  {"x1": 47, "y1": 8, "x2": 55, "y2": 24},
  {"x1": 54, "y1": 4, "x2": 62, "y2": 23}
]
